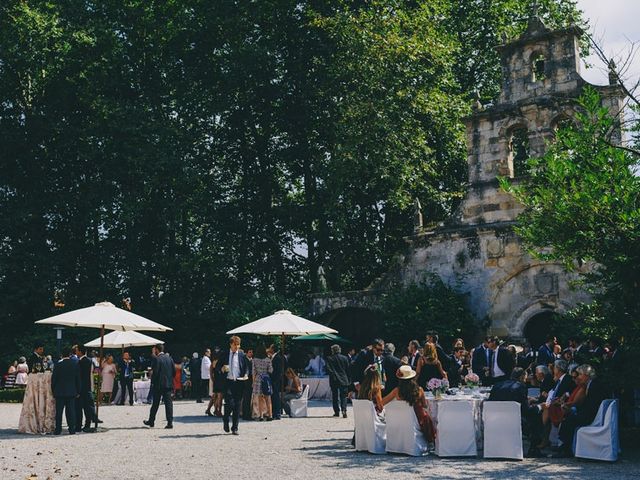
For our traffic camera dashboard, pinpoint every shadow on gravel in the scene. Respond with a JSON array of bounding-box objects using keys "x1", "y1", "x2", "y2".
[
  {"x1": 159, "y1": 433, "x2": 226, "y2": 439},
  {"x1": 172, "y1": 415, "x2": 222, "y2": 424}
]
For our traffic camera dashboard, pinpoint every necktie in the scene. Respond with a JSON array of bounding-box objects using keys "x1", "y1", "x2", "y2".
[{"x1": 489, "y1": 350, "x2": 495, "y2": 377}]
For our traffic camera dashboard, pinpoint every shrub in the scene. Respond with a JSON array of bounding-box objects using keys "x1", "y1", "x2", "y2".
[{"x1": 0, "y1": 388, "x2": 26, "y2": 403}]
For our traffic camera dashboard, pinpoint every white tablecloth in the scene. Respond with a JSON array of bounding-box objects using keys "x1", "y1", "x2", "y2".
[
  {"x1": 300, "y1": 376, "x2": 331, "y2": 401},
  {"x1": 427, "y1": 392, "x2": 488, "y2": 449},
  {"x1": 111, "y1": 379, "x2": 152, "y2": 405}
]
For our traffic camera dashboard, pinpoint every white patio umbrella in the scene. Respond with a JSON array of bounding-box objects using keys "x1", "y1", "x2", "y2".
[
  {"x1": 36, "y1": 301, "x2": 172, "y2": 429},
  {"x1": 85, "y1": 330, "x2": 164, "y2": 349},
  {"x1": 227, "y1": 310, "x2": 337, "y2": 400}
]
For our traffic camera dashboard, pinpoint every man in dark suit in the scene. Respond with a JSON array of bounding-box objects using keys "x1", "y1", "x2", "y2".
[
  {"x1": 28, "y1": 344, "x2": 45, "y2": 373},
  {"x1": 407, "y1": 340, "x2": 421, "y2": 371},
  {"x1": 325, "y1": 344, "x2": 351, "y2": 418},
  {"x1": 144, "y1": 344, "x2": 176, "y2": 429},
  {"x1": 447, "y1": 346, "x2": 467, "y2": 387},
  {"x1": 547, "y1": 359, "x2": 575, "y2": 403},
  {"x1": 216, "y1": 336, "x2": 250, "y2": 434},
  {"x1": 118, "y1": 351, "x2": 136, "y2": 406},
  {"x1": 351, "y1": 339, "x2": 384, "y2": 388},
  {"x1": 556, "y1": 364, "x2": 608, "y2": 457},
  {"x1": 75, "y1": 345, "x2": 97, "y2": 432},
  {"x1": 471, "y1": 336, "x2": 491, "y2": 386},
  {"x1": 51, "y1": 347, "x2": 80, "y2": 435},
  {"x1": 488, "y1": 367, "x2": 545, "y2": 457},
  {"x1": 381, "y1": 343, "x2": 402, "y2": 396},
  {"x1": 537, "y1": 335, "x2": 557, "y2": 367},
  {"x1": 188, "y1": 352, "x2": 202, "y2": 402},
  {"x1": 487, "y1": 337, "x2": 514, "y2": 384},
  {"x1": 268, "y1": 343, "x2": 288, "y2": 420}
]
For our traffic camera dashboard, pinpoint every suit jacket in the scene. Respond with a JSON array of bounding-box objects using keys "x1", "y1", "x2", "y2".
[
  {"x1": 575, "y1": 378, "x2": 607, "y2": 425},
  {"x1": 215, "y1": 350, "x2": 250, "y2": 384},
  {"x1": 382, "y1": 353, "x2": 402, "y2": 395},
  {"x1": 325, "y1": 353, "x2": 351, "y2": 387},
  {"x1": 269, "y1": 351, "x2": 287, "y2": 387},
  {"x1": 51, "y1": 358, "x2": 80, "y2": 398},
  {"x1": 151, "y1": 353, "x2": 176, "y2": 390},
  {"x1": 537, "y1": 344, "x2": 555, "y2": 366},
  {"x1": 79, "y1": 356, "x2": 94, "y2": 393},
  {"x1": 434, "y1": 343, "x2": 450, "y2": 370},
  {"x1": 488, "y1": 379, "x2": 538, "y2": 416},
  {"x1": 493, "y1": 347, "x2": 514, "y2": 377},
  {"x1": 550, "y1": 374, "x2": 575, "y2": 401},
  {"x1": 447, "y1": 357, "x2": 467, "y2": 387},
  {"x1": 188, "y1": 357, "x2": 202, "y2": 381},
  {"x1": 118, "y1": 359, "x2": 136, "y2": 379},
  {"x1": 351, "y1": 349, "x2": 377, "y2": 384},
  {"x1": 408, "y1": 352, "x2": 422, "y2": 371},
  {"x1": 471, "y1": 345, "x2": 489, "y2": 380}
]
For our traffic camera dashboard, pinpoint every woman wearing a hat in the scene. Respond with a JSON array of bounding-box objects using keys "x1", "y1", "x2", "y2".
[{"x1": 382, "y1": 365, "x2": 436, "y2": 443}]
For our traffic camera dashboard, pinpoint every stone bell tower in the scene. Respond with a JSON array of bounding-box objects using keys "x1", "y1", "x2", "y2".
[{"x1": 311, "y1": 13, "x2": 625, "y2": 345}]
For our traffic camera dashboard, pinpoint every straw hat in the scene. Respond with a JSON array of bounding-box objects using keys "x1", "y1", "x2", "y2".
[{"x1": 396, "y1": 365, "x2": 416, "y2": 380}]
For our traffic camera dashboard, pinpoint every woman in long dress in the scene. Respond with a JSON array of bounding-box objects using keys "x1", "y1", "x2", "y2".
[{"x1": 100, "y1": 355, "x2": 117, "y2": 404}]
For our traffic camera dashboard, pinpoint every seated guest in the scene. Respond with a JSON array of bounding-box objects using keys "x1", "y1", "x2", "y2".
[
  {"x1": 283, "y1": 368, "x2": 303, "y2": 416},
  {"x1": 416, "y1": 343, "x2": 447, "y2": 389},
  {"x1": 546, "y1": 367, "x2": 586, "y2": 428},
  {"x1": 556, "y1": 364, "x2": 607, "y2": 457},
  {"x1": 382, "y1": 365, "x2": 436, "y2": 443},
  {"x1": 489, "y1": 367, "x2": 545, "y2": 457},
  {"x1": 532, "y1": 365, "x2": 554, "y2": 403},
  {"x1": 357, "y1": 365, "x2": 384, "y2": 414},
  {"x1": 535, "y1": 359, "x2": 575, "y2": 448}
]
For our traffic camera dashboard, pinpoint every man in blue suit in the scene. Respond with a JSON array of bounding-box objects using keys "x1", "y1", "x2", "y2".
[
  {"x1": 215, "y1": 336, "x2": 249, "y2": 434},
  {"x1": 51, "y1": 347, "x2": 80, "y2": 435},
  {"x1": 537, "y1": 335, "x2": 557, "y2": 367}
]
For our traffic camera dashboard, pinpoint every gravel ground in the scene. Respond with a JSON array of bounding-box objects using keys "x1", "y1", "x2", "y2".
[{"x1": 1, "y1": 400, "x2": 639, "y2": 480}]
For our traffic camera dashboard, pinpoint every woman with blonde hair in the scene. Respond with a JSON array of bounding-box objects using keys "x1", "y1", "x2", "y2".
[{"x1": 416, "y1": 342, "x2": 447, "y2": 390}]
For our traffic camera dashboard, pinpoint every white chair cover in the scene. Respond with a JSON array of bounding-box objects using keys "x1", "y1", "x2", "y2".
[
  {"x1": 289, "y1": 384, "x2": 309, "y2": 418},
  {"x1": 384, "y1": 400, "x2": 428, "y2": 456},
  {"x1": 435, "y1": 400, "x2": 477, "y2": 457},
  {"x1": 574, "y1": 399, "x2": 619, "y2": 461},
  {"x1": 483, "y1": 401, "x2": 523, "y2": 460},
  {"x1": 352, "y1": 399, "x2": 387, "y2": 454}
]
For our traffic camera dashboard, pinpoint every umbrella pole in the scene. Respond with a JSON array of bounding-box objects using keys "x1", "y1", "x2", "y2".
[
  {"x1": 281, "y1": 333, "x2": 285, "y2": 408},
  {"x1": 95, "y1": 325, "x2": 104, "y2": 430}
]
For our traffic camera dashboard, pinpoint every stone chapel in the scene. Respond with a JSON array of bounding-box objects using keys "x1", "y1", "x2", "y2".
[{"x1": 310, "y1": 14, "x2": 625, "y2": 346}]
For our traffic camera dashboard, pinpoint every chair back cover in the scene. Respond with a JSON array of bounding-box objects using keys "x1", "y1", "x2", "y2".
[
  {"x1": 384, "y1": 400, "x2": 428, "y2": 456},
  {"x1": 574, "y1": 399, "x2": 619, "y2": 461},
  {"x1": 483, "y1": 401, "x2": 523, "y2": 460},
  {"x1": 352, "y1": 399, "x2": 386, "y2": 454},
  {"x1": 435, "y1": 400, "x2": 477, "y2": 457},
  {"x1": 289, "y1": 385, "x2": 309, "y2": 418}
]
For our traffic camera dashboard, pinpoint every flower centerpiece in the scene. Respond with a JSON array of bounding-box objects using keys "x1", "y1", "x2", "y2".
[
  {"x1": 464, "y1": 372, "x2": 480, "y2": 391},
  {"x1": 427, "y1": 378, "x2": 449, "y2": 399}
]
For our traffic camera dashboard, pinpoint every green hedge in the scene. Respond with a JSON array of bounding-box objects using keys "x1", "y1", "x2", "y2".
[{"x1": 0, "y1": 388, "x2": 26, "y2": 403}]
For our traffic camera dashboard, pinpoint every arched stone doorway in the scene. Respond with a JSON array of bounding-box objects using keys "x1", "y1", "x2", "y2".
[
  {"x1": 317, "y1": 307, "x2": 384, "y2": 348},
  {"x1": 523, "y1": 310, "x2": 555, "y2": 349}
]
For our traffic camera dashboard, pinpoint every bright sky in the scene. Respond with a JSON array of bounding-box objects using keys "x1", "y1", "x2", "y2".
[{"x1": 577, "y1": 0, "x2": 640, "y2": 86}]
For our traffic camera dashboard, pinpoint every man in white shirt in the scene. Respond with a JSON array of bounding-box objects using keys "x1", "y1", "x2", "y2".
[
  {"x1": 215, "y1": 336, "x2": 249, "y2": 434},
  {"x1": 407, "y1": 340, "x2": 421, "y2": 371},
  {"x1": 305, "y1": 354, "x2": 325, "y2": 376},
  {"x1": 200, "y1": 349, "x2": 211, "y2": 403}
]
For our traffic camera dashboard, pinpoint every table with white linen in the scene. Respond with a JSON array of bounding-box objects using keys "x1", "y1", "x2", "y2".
[
  {"x1": 426, "y1": 391, "x2": 488, "y2": 449},
  {"x1": 133, "y1": 379, "x2": 152, "y2": 404},
  {"x1": 300, "y1": 376, "x2": 331, "y2": 401},
  {"x1": 18, "y1": 372, "x2": 56, "y2": 434}
]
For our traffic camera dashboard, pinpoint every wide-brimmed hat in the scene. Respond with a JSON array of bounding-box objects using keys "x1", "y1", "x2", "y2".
[{"x1": 396, "y1": 365, "x2": 416, "y2": 380}]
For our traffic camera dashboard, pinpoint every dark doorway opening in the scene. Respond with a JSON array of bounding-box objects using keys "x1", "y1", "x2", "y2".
[
  {"x1": 319, "y1": 307, "x2": 383, "y2": 349},
  {"x1": 523, "y1": 310, "x2": 555, "y2": 349}
]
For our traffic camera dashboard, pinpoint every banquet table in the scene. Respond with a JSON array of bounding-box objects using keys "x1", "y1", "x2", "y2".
[
  {"x1": 300, "y1": 376, "x2": 331, "y2": 401},
  {"x1": 111, "y1": 378, "x2": 152, "y2": 404},
  {"x1": 18, "y1": 372, "x2": 56, "y2": 434},
  {"x1": 426, "y1": 390, "x2": 489, "y2": 449}
]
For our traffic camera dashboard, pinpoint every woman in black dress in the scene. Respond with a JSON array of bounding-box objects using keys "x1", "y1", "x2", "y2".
[{"x1": 416, "y1": 343, "x2": 448, "y2": 389}]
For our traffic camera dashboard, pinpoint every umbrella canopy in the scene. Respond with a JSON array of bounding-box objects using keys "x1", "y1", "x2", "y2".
[
  {"x1": 226, "y1": 310, "x2": 336, "y2": 336},
  {"x1": 293, "y1": 333, "x2": 352, "y2": 344},
  {"x1": 35, "y1": 301, "x2": 172, "y2": 332},
  {"x1": 85, "y1": 330, "x2": 164, "y2": 349}
]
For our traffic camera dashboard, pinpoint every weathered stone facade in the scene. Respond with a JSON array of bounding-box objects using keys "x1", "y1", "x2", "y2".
[{"x1": 311, "y1": 15, "x2": 625, "y2": 342}]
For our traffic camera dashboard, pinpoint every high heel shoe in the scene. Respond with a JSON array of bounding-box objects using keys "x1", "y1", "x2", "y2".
[{"x1": 205, "y1": 410, "x2": 213, "y2": 417}]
